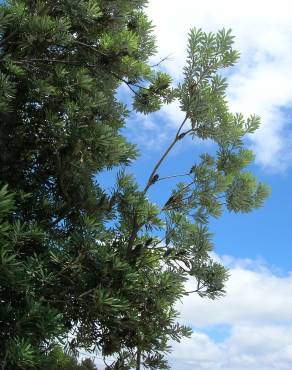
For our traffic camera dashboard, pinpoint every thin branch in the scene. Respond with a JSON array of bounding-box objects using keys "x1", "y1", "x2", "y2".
[
  {"x1": 172, "y1": 259, "x2": 190, "y2": 273},
  {"x1": 73, "y1": 40, "x2": 107, "y2": 56},
  {"x1": 127, "y1": 116, "x2": 190, "y2": 252},
  {"x1": 103, "y1": 357, "x2": 111, "y2": 369},
  {"x1": 185, "y1": 288, "x2": 200, "y2": 294},
  {"x1": 186, "y1": 283, "x2": 207, "y2": 294},
  {"x1": 110, "y1": 71, "x2": 144, "y2": 95},
  {"x1": 150, "y1": 54, "x2": 172, "y2": 68},
  {"x1": 157, "y1": 172, "x2": 191, "y2": 182},
  {"x1": 72, "y1": 41, "x2": 151, "y2": 92},
  {"x1": 127, "y1": 119, "x2": 193, "y2": 254},
  {"x1": 143, "y1": 115, "x2": 189, "y2": 193},
  {"x1": 122, "y1": 80, "x2": 137, "y2": 95},
  {"x1": 78, "y1": 287, "x2": 96, "y2": 299}
]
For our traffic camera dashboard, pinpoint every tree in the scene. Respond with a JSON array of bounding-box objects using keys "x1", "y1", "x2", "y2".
[
  {"x1": 40, "y1": 345, "x2": 98, "y2": 369},
  {"x1": 0, "y1": 1, "x2": 270, "y2": 369},
  {"x1": 0, "y1": 1, "x2": 172, "y2": 367}
]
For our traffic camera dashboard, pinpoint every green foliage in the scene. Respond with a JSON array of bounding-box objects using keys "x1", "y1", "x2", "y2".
[
  {"x1": 133, "y1": 72, "x2": 176, "y2": 113},
  {"x1": 43, "y1": 345, "x2": 98, "y2": 370},
  {"x1": 0, "y1": 2, "x2": 269, "y2": 370},
  {"x1": 0, "y1": 186, "x2": 65, "y2": 369}
]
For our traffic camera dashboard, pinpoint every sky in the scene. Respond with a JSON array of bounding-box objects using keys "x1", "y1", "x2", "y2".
[
  {"x1": 92, "y1": 1, "x2": 292, "y2": 369},
  {"x1": 100, "y1": 1, "x2": 292, "y2": 369}
]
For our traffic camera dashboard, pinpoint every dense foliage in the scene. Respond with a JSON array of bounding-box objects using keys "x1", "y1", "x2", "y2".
[
  {"x1": 44, "y1": 346, "x2": 98, "y2": 370},
  {"x1": 0, "y1": 1, "x2": 269, "y2": 369}
]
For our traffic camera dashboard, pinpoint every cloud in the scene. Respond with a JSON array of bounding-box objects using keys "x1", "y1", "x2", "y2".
[
  {"x1": 168, "y1": 255, "x2": 292, "y2": 370},
  {"x1": 178, "y1": 256, "x2": 292, "y2": 327},
  {"x1": 146, "y1": 0, "x2": 292, "y2": 172},
  {"x1": 170, "y1": 326, "x2": 292, "y2": 370}
]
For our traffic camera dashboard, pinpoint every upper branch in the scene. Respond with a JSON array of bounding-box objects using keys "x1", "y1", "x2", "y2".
[{"x1": 143, "y1": 115, "x2": 189, "y2": 193}]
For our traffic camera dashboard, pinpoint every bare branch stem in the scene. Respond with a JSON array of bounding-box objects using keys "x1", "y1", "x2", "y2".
[
  {"x1": 150, "y1": 54, "x2": 172, "y2": 68},
  {"x1": 143, "y1": 116, "x2": 189, "y2": 193},
  {"x1": 136, "y1": 348, "x2": 141, "y2": 370},
  {"x1": 157, "y1": 173, "x2": 191, "y2": 181},
  {"x1": 127, "y1": 116, "x2": 190, "y2": 252}
]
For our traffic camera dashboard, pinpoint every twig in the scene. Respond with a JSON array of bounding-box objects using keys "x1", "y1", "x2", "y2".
[
  {"x1": 157, "y1": 173, "x2": 191, "y2": 181},
  {"x1": 143, "y1": 116, "x2": 189, "y2": 193},
  {"x1": 186, "y1": 282, "x2": 207, "y2": 294},
  {"x1": 150, "y1": 54, "x2": 172, "y2": 68},
  {"x1": 78, "y1": 287, "x2": 96, "y2": 299},
  {"x1": 172, "y1": 259, "x2": 190, "y2": 273}
]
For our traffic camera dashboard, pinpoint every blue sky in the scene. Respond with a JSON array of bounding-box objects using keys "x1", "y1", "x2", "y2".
[
  {"x1": 95, "y1": 2, "x2": 292, "y2": 369},
  {"x1": 97, "y1": 1, "x2": 292, "y2": 369}
]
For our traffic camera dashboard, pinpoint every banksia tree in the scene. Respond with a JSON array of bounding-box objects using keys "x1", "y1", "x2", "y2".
[{"x1": 0, "y1": 1, "x2": 269, "y2": 369}]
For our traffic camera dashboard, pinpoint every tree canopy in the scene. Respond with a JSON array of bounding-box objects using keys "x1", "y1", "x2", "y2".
[{"x1": 0, "y1": 1, "x2": 270, "y2": 369}]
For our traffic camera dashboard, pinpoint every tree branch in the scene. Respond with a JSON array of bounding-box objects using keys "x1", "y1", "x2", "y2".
[
  {"x1": 150, "y1": 54, "x2": 172, "y2": 68},
  {"x1": 126, "y1": 116, "x2": 190, "y2": 253},
  {"x1": 136, "y1": 348, "x2": 141, "y2": 370},
  {"x1": 126, "y1": 117, "x2": 194, "y2": 256},
  {"x1": 8, "y1": 57, "x2": 144, "y2": 96},
  {"x1": 157, "y1": 172, "x2": 191, "y2": 182},
  {"x1": 143, "y1": 116, "x2": 189, "y2": 193},
  {"x1": 186, "y1": 282, "x2": 207, "y2": 294}
]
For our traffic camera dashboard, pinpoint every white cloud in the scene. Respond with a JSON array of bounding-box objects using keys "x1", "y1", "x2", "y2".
[
  {"x1": 146, "y1": 0, "x2": 292, "y2": 171},
  {"x1": 178, "y1": 258, "x2": 292, "y2": 327},
  {"x1": 168, "y1": 256, "x2": 292, "y2": 370}
]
